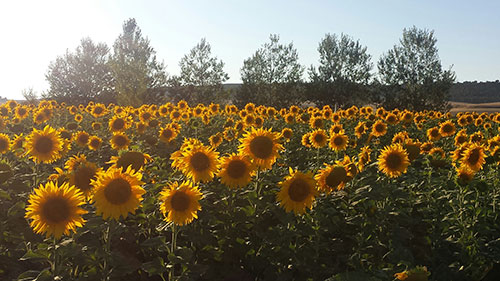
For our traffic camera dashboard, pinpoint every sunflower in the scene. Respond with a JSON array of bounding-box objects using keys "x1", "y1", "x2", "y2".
[
  {"x1": 109, "y1": 115, "x2": 130, "y2": 132},
  {"x1": 460, "y1": 143, "x2": 485, "y2": 172},
  {"x1": 277, "y1": 168, "x2": 317, "y2": 215},
  {"x1": 25, "y1": 125, "x2": 63, "y2": 163},
  {"x1": 371, "y1": 120, "x2": 387, "y2": 137},
  {"x1": 238, "y1": 127, "x2": 283, "y2": 170},
  {"x1": 91, "y1": 166, "x2": 145, "y2": 220},
  {"x1": 15, "y1": 106, "x2": 29, "y2": 120},
  {"x1": 315, "y1": 164, "x2": 348, "y2": 192},
  {"x1": 404, "y1": 139, "x2": 421, "y2": 162},
  {"x1": 329, "y1": 133, "x2": 349, "y2": 151},
  {"x1": 159, "y1": 125, "x2": 178, "y2": 143},
  {"x1": 25, "y1": 181, "x2": 87, "y2": 238},
  {"x1": 427, "y1": 127, "x2": 441, "y2": 141},
  {"x1": 88, "y1": 136, "x2": 103, "y2": 150},
  {"x1": 174, "y1": 145, "x2": 220, "y2": 183},
  {"x1": 69, "y1": 161, "x2": 101, "y2": 199},
  {"x1": 309, "y1": 129, "x2": 328, "y2": 148},
  {"x1": 209, "y1": 133, "x2": 223, "y2": 148},
  {"x1": 378, "y1": 144, "x2": 410, "y2": 178},
  {"x1": 357, "y1": 146, "x2": 372, "y2": 172},
  {"x1": 108, "y1": 151, "x2": 152, "y2": 172},
  {"x1": 439, "y1": 120, "x2": 456, "y2": 137},
  {"x1": 11, "y1": 134, "x2": 25, "y2": 156},
  {"x1": 75, "y1": 131, "x2": 90, "y2": 147},
  {"x1": 110, "y1": 132, "x2": 130, "y2": 150},
  {"x1": 301, "y1": 132, "x2": 312, "y2": 148},
  {"x1": 218, "y1": 154, "x2": 255, "y2": 188},
  {"x1": 0, "y1": 133, "x2": 10, "y2": 153},
  {"x1": 280, "y1": 128, "x2": 293, "y2": 141},
  {"x1": 354, "y1": 122, "x2": 367, "y2": 138},
  {"x1": 309, "y1": 117, "x2": 324, "y2": 129},
  {"x1": 74, "y1": 114, "x2": 83, "y2": 123},
  {"x1": 90, "y1": 103, "x2": 107, "y2": 118}
]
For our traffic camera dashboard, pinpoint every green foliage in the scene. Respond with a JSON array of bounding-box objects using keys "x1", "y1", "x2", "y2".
[
  {"x1": 308, "y1": 33, "x2": 373, "y2": 107},
  {"x1": 236, "y1": 34, "x2": 305, "y2": 108},
  {"x1": 110, "y1": 18, "x2": 168, "y2": 106},
  {"x1": 169, "y1": 38, "x2": 229, "y2": 104},
  {"x1": 377, "y1": 26, "x2": 455, "y2": 111},
  {"x1": 45, "y1": 38, "x2": 115, "y2": 104}
]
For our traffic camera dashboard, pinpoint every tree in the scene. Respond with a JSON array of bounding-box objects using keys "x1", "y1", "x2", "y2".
[
  {"x1": 308, "y1": 33, "x2": 373, "y2": 107},
  {"x1": 236, "y1": 34, "x2": 304, "y2": 108},
  {"x1": 169, "y1": 38, "x2": 229, "y2": 104},
  {"x1": 45, "y1": 38, "x2": 115, "y2": 104},
  {"x1": 21, "y1": 88, "x2": 39, "y2": 105},
  {"x1": 110, "y1": 18, "x2": 168, "y2": 106},
  {"x1": 377, "y1": 26, "x2": 455, "y2": 110}
]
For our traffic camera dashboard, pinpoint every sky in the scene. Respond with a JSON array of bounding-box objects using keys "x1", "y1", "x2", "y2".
[{"x1": 1, "y1": 0, "x2": 499, "y2": 100}]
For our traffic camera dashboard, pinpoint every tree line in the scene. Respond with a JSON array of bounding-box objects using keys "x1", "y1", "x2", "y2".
[{"x1": 41, "y1": 18, "x2": 456, "y2": 111}]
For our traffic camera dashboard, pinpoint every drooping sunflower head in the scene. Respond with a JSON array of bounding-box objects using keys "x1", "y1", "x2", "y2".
[
  {"x1": 315, "y1": 164, "x2": 348, "y2": 193},
  {"x1": 0, "y1": 133, "x2": 10, "y2": 153},
  {"x1": 404, "y1": 139, "x2": 421, "y2": 162},
  {"x1": 277, "y1": 168, "x2": 317, "y2": 215},
  {"x1": 301, "y1": 132, "x2": 312, "y2": 148},
  {"x1": 238, "y1": 127, "x2": 283, "y2": 170},
  {"x1": 69, "y1": 161, "x2": 101, "y2": 199},
  {"x1": 108, "y1": 151, "x2": 152, "y2": 172},
  {"x1": 218, "y1": 154, "x2": 255, "y2": 188},
  {"x1": 357, "y1": 146, "x2": 372, "y2": 172},
  {"x1": 25, "y1": 125, "x2": 63, "y2": 164},
  {"x1": 25, "y1": 181, "x2": 87, "y2": 238},
  {"x1": 378, "y1": 144, "x2": 410, "y2": 178},
  {"x1": 91, "y1": 166, "x2": 145, "y2": 220}
]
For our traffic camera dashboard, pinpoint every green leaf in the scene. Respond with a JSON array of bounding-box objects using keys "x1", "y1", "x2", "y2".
[
  {"x1": 141, "y1": 257, "x2": 167, "y2": 276},
  {"x1": 19, "y1": 250, "x2": 50, "y2": 261}
]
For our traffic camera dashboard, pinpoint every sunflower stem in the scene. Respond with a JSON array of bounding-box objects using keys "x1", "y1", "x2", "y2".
[
  {"x1": 51, "y1": 237, "x2": 58, "y2": 278},
  {"x1": 103, "y1": 220, "x2": 113, "y2": 281},
  {"x1": 169, "y1": 223, "x2": 177, "y2": 281},
  {"x1": 316, "y1": 148, "x2": 320, "y2": 168}
]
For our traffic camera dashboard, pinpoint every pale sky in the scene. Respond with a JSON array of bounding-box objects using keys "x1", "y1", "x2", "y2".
[{"x1": 1, "y1": 0, "x2": 499, "y2": 100}]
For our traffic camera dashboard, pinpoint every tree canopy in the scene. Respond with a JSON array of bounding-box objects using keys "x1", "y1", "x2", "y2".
[
  {"x1": 45, "y1": 37, "x2": 114, "y2": 104},
  {"x1": 110, "y1": 18, "x2": 168, "y2": 106},
  {"x1": 377, "y1": 26, "x2": 455, "y2": 110}
]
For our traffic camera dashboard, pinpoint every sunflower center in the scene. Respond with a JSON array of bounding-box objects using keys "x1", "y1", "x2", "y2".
[
  {"x1": 78, "y1": 134, "x2": 89, "y2": 144},
  {"x1": 333, "y1": 136, "x2": 344, "y2": 146},
  {"x1": 35, "y1": 136, "x2": 54, "y2": 154},
  {"x1": 249, "y1": 136, "x2": 273, "y2": 159},
  {"x1": 41, "y1": 197, "x2": 70, "y2": 223},
  {"x1": 325, "y1": 166, "x2": 347, "y2": 188},
  {"x1": 104, "y1": 178, "x2": 132, "y2": 205},
  {"x1": 375, "y1": 124, "x2": 385, "y2": 132},
  {"x1": 162, "y1": 129, "x2": 173, "y2": 139},
  {"x1": 170, "y1": 192, "x2": 190, "y2": 211},
  {"x1": 386, "y1": 153, "x2": 402, "y2": 170},
  {"x1": 283, "y1": 130, "x2": 292, "y2": 138},
  {"x1": 442, "y1": 124, "x2": 453, "y2": 133},
  {"x1": 190, "y1": 152, "x2": 210, "y2": 172},
  {"x1": 94, "y1": 107, "x2": 104, "y2": 115},
  {"x1": 112, "y1": 119, "x2": 125, "y2": 130},
  {"x1": 74, "y1": 166, "x2": 96, "y2": 192},
  {"x1": 0, "y1": 138, "x2": 8, "y2": 151},
  {"x1": 114, "y1": 135, "x2": 128, "y2": 147},
  {"x1": 313, "y1": 134, "x2": 324, "y2": 143},
  {"x1": 117, "y1": 152, "x2": 145, "y2": 171},
  {"x1": 226, "y1": 160, "x2": 247, "y2": 179},
  {"x1": 288, "y1": 178, "x2": 311, "y2": 202},
  {"x1": 90, "y1": 138, "x2": 101, "y2": 148},
  {"x1": 431, "y1": 130, "x2": 439, "y2": 138},
  {"x1": 467, "y1": 149, "x2": 480, "y2": 165}
]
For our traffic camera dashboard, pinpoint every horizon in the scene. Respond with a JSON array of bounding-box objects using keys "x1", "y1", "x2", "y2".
[{"x1": 1, "y1": 0, "x2": 499, "y2": 100}]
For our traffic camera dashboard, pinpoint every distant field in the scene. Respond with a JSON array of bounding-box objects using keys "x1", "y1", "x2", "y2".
[{"x1": 450, "y1": 101, "x2": 500, "y2": 114}]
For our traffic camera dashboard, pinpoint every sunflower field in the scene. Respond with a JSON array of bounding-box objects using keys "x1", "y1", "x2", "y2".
[{"x1": 1, "y1": 99, "x2": 500, "y2": 281}]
